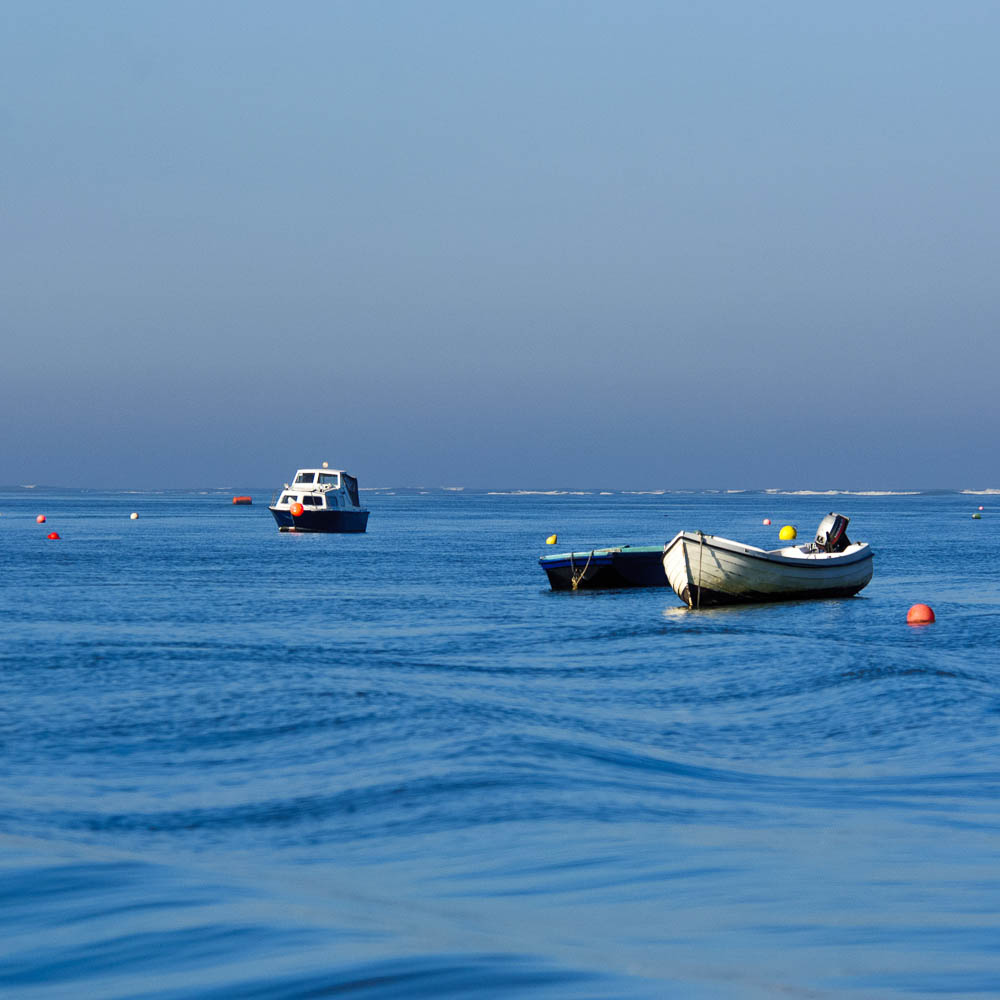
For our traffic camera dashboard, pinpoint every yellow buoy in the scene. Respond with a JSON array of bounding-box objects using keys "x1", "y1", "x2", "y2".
[
  {"x1": 545, "y1": 534, "x2": 558, "y2": 545},
  {"x1": 779, "y1": 525, "x2": 797, "y2": 541}
]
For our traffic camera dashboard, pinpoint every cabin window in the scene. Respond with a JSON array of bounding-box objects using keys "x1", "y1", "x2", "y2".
[
  {"x1": 280, "y1": 494, "x2": 296, "y2": 504},
  {"x1": 302, "y1": 496, "x2": 322, "y2": 506},
  {"x1": 318, "y1": 473, "x2": 340, "y2": 486},
  {"x1": 295, "y1": 472, "x2": 316, "y2": 484},
  {"x1": 342, "y1": 474, "x2": 360, "y2": 507}
]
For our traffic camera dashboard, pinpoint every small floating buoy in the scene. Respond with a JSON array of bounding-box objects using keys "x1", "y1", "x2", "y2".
[
  {"x1": 36, "y1": 514, "x2": 46, "y2": 524},
  {"x1": 130, "y1": 512, "x2": 139, "y2": 520},
  {"x1": 545, "y1": 534, "x2": 558, "y2": 545},
  {"x1": 762, "y1": 518, "x2": 771, "y2": 525},
  {"x1": 47, "y1": 531, "x2": 60, "y2": 540},
  {"x1": 232, "y1": 496, "x2": 252, "y2": 505},
  {"x1": 778, "y1": 525, "x2": 797, "y2": 541},
  {"x1": 907, "y1": 603, "x2": 935, "y2": 624},
  {"x1": 972, "y1": 512, "x2": 982, "y2": 519},
  {"x1": 290, "y1": 502, "x2": 304, "y2": 517},
  {"x1": 978, "y1": 505, "x2": 984, "y2": 511}
]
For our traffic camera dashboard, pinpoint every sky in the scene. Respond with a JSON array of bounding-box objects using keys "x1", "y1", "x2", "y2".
[{"x1": 2, "y1": 1, "x2": 998, "y2": 489}]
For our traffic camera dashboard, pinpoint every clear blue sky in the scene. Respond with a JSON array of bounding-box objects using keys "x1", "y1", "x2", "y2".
[{"x1": 2, "y1": 1, "x2": 998, "y2": 489}]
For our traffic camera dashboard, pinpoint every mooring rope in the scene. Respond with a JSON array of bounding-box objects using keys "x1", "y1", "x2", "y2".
[
  {"x1": 696, "y1": 530, "x2": 705, "y2": 609},
  {"x1": 571, "y1": 550, "x2": 595, "y2": 591}
]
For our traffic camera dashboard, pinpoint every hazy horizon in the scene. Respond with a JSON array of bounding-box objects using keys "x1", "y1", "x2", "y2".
[
  {"x1": 2, "y1": 482, "x2": 996, "y2": 494},
  {"x1": 4, "y1": 2, "x2": 999, "y2": 489}
]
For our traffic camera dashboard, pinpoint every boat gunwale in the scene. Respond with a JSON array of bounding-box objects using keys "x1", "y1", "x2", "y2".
[
  {"x1": 663, "y1": 531, "x2": 872, "y2": 568},
  {"x1": 539, "y1": 544, "x2": 664, "y2": 562}
]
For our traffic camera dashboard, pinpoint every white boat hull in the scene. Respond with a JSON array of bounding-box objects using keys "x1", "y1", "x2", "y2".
[{"x1": 662, "y1": 531, "x2": 873, "y2": 608}]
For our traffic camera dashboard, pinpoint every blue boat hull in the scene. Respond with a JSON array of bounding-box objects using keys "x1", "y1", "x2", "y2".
[
  {"x1": 540, "y1": 545, "x2": 667, "y2": 591},
  {"x1": 269, "y1": 507, "x2": 369, "y2": 533}
]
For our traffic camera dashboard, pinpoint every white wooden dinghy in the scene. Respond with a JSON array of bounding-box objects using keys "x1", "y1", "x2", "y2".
[{"x1": 662, "y1": 513, "x2": 873, "y2": 607}]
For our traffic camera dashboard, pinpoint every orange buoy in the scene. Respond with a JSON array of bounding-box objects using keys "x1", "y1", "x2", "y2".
[
  {"x1": 36, "y1": 514, "x2": 46, "y2": 523},
  {"x1": 907, "y1": 603, "x2": 935, "y2": 625},
  {"x1": 762, "y1": 518, "x2": 771, "y2": 525},
  {"x1": 232, "y1": 496, "x2": 252, "y2": 505},
  {"x1": 47, "y1": 531, "x2": 60, "y2": 540},
  {"x1": 290, "y1": 502, "x2": 304, "y2": 517}
]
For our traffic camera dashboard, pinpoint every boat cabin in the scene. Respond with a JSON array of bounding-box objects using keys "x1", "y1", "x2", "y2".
[{"x1": 272, "y1": 467, "x2": 363, "y2": 511}]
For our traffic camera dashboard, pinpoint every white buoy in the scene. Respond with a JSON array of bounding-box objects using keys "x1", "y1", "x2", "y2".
[{"x1": 130, "y1": 512, "x2": 139, "y2": 520}]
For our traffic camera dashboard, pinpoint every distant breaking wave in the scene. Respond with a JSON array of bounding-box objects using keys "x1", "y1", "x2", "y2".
[
  {"x1": 961, "y1": 488, "x2": 1000, "y2": 495},
  {"x1": 487, "y1": 490, "x2": 593, "y2": 496},
  {"x1": 766, "y1": 489, "x2": 922, "y2": 496}
]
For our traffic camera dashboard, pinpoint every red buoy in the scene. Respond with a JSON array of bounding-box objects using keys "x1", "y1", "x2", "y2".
[
  {"x1": 36, "y1": 514, "x2": 46, "y2": 523},
  {"x1": 907, "y1": 603, "x2": 935, "y2": 625},
  {"x1": 290, "y1": 502, "x2": 304, "y2": 517},
  {"x1": 762, "y1": 518, "x2": 771, "y2": 525},
  {"x1": 47, "y1": 531, "x2": 60, "y2": 540},
  {"x1": 232, "y1": 496, "x2": 252, "y2": 505}
]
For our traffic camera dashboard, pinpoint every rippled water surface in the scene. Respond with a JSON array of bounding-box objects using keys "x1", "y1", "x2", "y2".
[{"x1": 2, "y1": 488, "x2": 999, "y2": 998}]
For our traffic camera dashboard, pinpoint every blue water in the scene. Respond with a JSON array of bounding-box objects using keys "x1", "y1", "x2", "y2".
[{"x1": 2, "y1": 488, "x2": 999, "y2": 998}]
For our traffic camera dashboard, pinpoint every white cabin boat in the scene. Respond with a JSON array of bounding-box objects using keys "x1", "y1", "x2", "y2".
[
  {"x1": 269, "y1": 464, "x2": 369, "y2": 533},
  {"x1": 663, "y1": 513, "x2": 873, "y2": 607}
]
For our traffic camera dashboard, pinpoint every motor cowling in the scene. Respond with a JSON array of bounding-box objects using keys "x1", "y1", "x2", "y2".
[{"x1": 815, "y1": 513, "x2": 851, "y2": 552}]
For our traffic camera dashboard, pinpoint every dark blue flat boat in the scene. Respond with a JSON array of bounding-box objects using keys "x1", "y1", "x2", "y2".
[{"x1": 539, "y1": 544, "x2": 667, "y2": 591}]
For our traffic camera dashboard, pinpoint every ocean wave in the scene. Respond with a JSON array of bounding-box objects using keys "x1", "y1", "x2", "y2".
[
  {"x1": 961, "y1": 489, "x2": 1000, "y2": 495},
  {"x1": 486, "y1": 491, "x2": 593, "y2": 496},
  {"x1": 769, "y1": 490, "x2": 922, "y2": 496}
]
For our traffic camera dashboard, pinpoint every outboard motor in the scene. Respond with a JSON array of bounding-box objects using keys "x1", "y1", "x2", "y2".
[{"x1": 815, "y1": 513, "x2": 851, "y2": 553}]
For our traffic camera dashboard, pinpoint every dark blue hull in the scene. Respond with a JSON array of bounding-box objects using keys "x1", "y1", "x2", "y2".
[
  {"x1": 540, "y1": 545, "x2": 667, "y2": 591},
  {"x1": 269, "y1": 507, "x2": 369, "y2": 533}
]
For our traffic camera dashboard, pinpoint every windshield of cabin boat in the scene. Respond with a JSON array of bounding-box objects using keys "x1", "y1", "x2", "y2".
[
  {"x1": 294, "y1": 472, "x2": 315, "y2": 484},
  {"x1": 318, "y1": 473, "x2": 340, "y2": 487}
]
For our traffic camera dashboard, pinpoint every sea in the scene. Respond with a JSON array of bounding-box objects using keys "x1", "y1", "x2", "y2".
[{"x1": 2, "y1": 486, "x2": 998, "y2": 999}]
